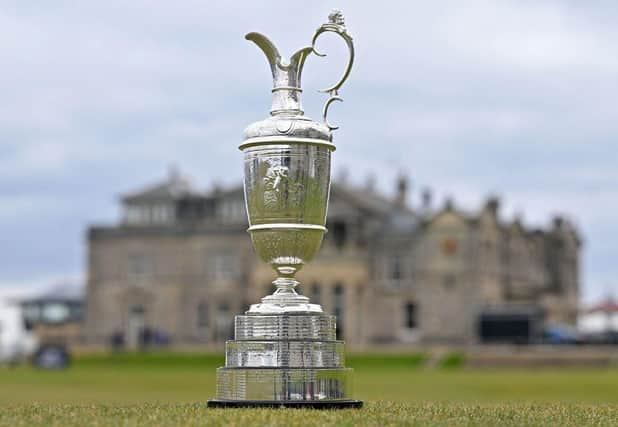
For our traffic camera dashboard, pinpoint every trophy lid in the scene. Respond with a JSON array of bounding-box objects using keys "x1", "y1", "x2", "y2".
[{"x1": 241, "y1": 10, "x2": 354, "y2": 150}]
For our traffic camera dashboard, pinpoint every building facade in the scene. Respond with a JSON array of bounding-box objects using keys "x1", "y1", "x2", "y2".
[{"x1": 83, "y1": 170, "x2": 580, "y2": 348}]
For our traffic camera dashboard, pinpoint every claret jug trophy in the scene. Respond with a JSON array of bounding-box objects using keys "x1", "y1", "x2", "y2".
[{"x1": 208, "y1": 10, "x2": 362, "y2": 408}]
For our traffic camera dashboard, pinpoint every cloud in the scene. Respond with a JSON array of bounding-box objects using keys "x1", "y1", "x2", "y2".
[{"x1": 0, "y1": 0, "x2": 616, "y2": 302}]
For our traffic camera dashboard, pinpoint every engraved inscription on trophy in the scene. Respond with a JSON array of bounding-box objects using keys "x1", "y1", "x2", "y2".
[{"x1": 263, "y1": 164, "x2": 302, "y2": 209}]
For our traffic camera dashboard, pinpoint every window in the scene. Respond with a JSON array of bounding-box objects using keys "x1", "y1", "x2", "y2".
[
  {"x1": 441, "y1": 237, "x2": 458, "y2": 256},
  {"x1": 22, "y1": 303, "x2": 41, "y2": 323},
  {"x1": 151, "y1": 204, "x2": 172, "y2": 224},
  {"x1": 219, "y1": 199, "x2": 246, "y2": 223},
  {"x1": 391, "y1": 255, "x2": 402, "y2": 281},
  {"x1": 41, "y1": 303, "x2": 71, "y2": 324},
  {"x1": 443, "y1": 273, "x2": 456, "y2": 289},
  {"x1": 125, "y1": 207, "x2": 136, "y2": 223},
  {"x1": 207, "y1": 250, "x2": 238, "y2": 280},
  {"x1": 333, "y1": 283, "x2": 344, "y2": 339},
  {"x1": 125, "y1": 205, "x2": 148, "y2": 224},
  {"x1": 70, "y1": 303, "x2": 83, "y2": 321},
  {"x1": 215, "y1": 302, "x2": 233, "y2": 341},
  {"x1": 233, "y1": 199, "x2": 245, "y2": 221},
  {"x1": 128, "y1": 253, "x2": 152, "y2": 280},
  {"x1": 404, "y1": 303, "x2": 417, "y2": 329},
  {"x1": 197, "y1": 303, "x2": 209, "y2": 337},
  {"x1": 332, "y1": 220, "x2": 347, "y2": 250}
]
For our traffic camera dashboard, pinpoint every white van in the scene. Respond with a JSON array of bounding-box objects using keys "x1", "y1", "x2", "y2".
[{"x1": 0, "y1": 298, "x2": 38, "y2": 364}]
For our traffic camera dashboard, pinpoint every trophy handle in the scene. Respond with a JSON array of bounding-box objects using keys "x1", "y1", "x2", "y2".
[{"x1": 311, "y1": 10, "x2": 355, "y2": 131}]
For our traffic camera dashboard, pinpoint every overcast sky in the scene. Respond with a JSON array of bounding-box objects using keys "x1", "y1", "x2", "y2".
[{"x1": 1, "y1": 1, "x2": 616, "y2": 303}]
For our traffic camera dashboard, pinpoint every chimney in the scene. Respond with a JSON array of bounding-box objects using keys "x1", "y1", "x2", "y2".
[
  {"x1": 364, "y1": 174, "x2": 376, "y2": 193},
  {"x1": 443, "y1": 196, "x2": 454, "y2": 211},
  {"x1": 421, "y1": 188, "x2": 432, "y2": 213},
  {"x1": 484, "y1": 196, "x2": 500, "y2": 217},
  {"x1": 395, "y1": 174, "x2": 408, "y2": 207},
  {"x1": 513, "y1": 212, "x2": 523, "y2": 228},
  {"x1": 212, "y1": 181, "x2": 222, "y2": 195}
]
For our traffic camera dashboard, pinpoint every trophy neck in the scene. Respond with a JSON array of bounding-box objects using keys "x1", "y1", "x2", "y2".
[
  {"x1": 245, "y1": 32, "x2": 313, "y2": 117},
  {"x1": 269, "y1": 57, "x2": 307, "y2": 116},
  {"x1": 270, "y1": 87, "x2": 304, "y2": 117}
]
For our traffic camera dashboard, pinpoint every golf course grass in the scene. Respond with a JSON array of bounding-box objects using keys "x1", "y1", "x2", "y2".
[{"x1": 1, "y1": 352, "x2": 617, "y2": 426}]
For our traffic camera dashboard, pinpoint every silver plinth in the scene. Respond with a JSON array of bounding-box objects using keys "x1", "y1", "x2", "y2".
[
  {"x1": 208, "y1": 10, "x2": 361, "y2": 409},
  {"x1": 209, "y1": 314, "x2": 360, "y2": 407}
]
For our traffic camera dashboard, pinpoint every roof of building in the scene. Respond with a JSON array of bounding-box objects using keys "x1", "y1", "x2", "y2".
[
  {"x1": 122, "y1": 168, "x2": 203, "y2": 203},
  {"x1": 330, "y1": 182, "x2": 411, "y2": 217},
  {"x1": 19, "y1": 281, "x2": 84, "y2": 303},
  {"x1": 115, "y1": 169, "x2": 579, "y2": 245},
  {"x1": 587, "y1": 298, "x2": 618, "y2": 314}
]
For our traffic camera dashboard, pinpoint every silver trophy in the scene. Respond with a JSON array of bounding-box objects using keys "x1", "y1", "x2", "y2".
[{"x1": 208, "y1": 10, "x2": 361, "y2": 408}]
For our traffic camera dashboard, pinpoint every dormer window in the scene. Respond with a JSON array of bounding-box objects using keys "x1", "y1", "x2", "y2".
[
  {"x1": 120, "y1": 169, "x2": 201, "y2": 226},
  {"x1": 124, "y1": 203, "x2": 173, "y2": 226},
  {"x1": 124, "y1": 205, "x2": 149, "y2": 225},
  {"x1": 151, "y1": 204, "x2": 172, "y2": 224}
]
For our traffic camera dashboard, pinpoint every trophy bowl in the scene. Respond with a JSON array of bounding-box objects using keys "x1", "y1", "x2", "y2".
[{"x1": 243, "y1": 143, "x2": 331, "y2": 279}]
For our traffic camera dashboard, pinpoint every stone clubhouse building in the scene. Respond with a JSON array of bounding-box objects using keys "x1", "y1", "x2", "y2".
[{"x1": 83, "y1": 169, "x2": 580, "y2": 348}]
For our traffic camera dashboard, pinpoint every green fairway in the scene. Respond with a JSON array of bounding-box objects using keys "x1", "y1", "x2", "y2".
[
  {"x1": 2, "y1": 402, "x2": 618, "y2": 427},
  {"x1": 1, "y1": 353, "x2": 618, "y2": 426}
]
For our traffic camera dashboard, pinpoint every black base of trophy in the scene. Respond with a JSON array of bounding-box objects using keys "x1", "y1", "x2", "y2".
[{"x1": 207, "y1": 399, "x2": 363, "y2": 409}]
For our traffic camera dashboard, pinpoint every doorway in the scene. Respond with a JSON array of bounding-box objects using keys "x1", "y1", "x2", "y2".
[{"x1": 127, "y1": 305, "x2": 145, "y2": 349}]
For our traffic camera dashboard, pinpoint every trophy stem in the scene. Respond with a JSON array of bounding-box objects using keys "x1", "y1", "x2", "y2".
[
  {"x1": 272, "y1": 277, "x2": 299, "y2": 296},
  {"x1": 247, "y1": 276, "x2": 323, "y2": 314}
]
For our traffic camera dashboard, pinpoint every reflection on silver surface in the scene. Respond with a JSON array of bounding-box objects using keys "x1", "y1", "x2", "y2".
[
  {"x1": 216, "y1": 368, "x2": 353, "y2": 401},
  {"x1": 235, "y1": 314, "x2": 336, "y2": 341},
  {"x1": 226, "y1": 341, "x2": 345, "y2": 368}
]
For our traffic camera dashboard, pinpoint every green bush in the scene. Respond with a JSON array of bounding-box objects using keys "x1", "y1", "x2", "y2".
[
  {"x1": 348, "y1": 353, "x2": 427, "y2": 370},
  {"x1": 438, "y1": 352, "x2": 466, "y2": 369},
  {"x1": 409, "y1": 353, "x2": 428, "y2": 368}
]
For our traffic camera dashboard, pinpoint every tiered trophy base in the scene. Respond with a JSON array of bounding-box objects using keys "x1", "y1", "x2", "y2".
[{"x1": 207, "y1": 312, "x2": 362, "y2": 409}]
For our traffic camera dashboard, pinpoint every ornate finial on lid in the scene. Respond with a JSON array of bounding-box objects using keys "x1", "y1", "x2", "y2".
[{"x1": 328, "y1": 9, "x2": 345, "y2": 26}]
